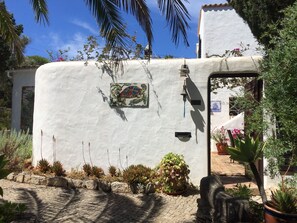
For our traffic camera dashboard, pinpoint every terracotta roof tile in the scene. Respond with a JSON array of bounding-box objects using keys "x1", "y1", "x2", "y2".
[{"x1": 202, "y1": 3, "x2": 230, "y2": 9}]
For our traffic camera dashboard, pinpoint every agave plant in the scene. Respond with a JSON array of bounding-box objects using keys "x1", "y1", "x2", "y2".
[
  {"x1": 0, "y1": 154, "x2": 10, "y2": 197},
  {"x1": 227, "y1": 136, "x2": 267, "y2": 203},
  {"x1": 269, "y1": 187, "x2": 297, "y2": 214}
]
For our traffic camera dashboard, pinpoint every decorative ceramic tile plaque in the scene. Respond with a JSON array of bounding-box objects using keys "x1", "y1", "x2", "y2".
[
  {"x1": 211, "y1": 101, "x2": 221, "y2": 112},
  {"x1": 110, "y1": 83, "x2": 149, "y2": 107}
]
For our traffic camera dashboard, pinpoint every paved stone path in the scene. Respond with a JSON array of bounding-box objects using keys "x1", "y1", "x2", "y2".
[{"x1": 0, "y1": 180, "x2": 198, "y2": 223}]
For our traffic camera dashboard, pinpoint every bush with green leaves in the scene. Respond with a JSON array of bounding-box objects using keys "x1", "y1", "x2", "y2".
[
  {"x1": 123, "y1": 164, "x2": 152, "y2": 187},
  {"x1": 0, "y1": 129, "x2": 32, "y2": 171},
  {"x1": 261, "y1": 2, "x2": 297, "y2": 179},
  {"x1": 226, "y1": 183, "x2": 252, "y2": 200},
  {"x1": 156, "y1": 152, "x2": 190, "y2": 194},
  {"x1": 0, "y1": 154, "x2": 10, "y2": 197},
  {"x1": 0, "y1": 201, "x2": 26, "y2": 222}
]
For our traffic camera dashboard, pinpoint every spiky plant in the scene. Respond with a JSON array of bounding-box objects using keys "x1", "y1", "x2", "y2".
[
  {"x1": 227, "y1": 136, "x2": 267, "y2": 203},
  {"x1": 83, "y1": 164, "x2": 92, "y2": 176},
  {"x1": 108, "y1": 165, "x2": 117, "y2": 177},
  {"x1": 37, "y1": 159, "x2": 51, "y2": 173},
  {"x1": 92, "y1": 166, "x2": 105, "y2": 178},
  {"x1": 269, "y1": 187, "x2": 297, "y2": 214},
  {"x1": 52, "y1": 161, "x2": 65, "y2": 176}
]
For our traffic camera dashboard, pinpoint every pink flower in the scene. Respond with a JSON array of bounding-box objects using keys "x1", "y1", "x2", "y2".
[
  {"x1": 232, "y1": 128, "x2": 244, "y2": 139},
  {"x1": 56, "y1": 57, "x2": 64, "y2": 62}
]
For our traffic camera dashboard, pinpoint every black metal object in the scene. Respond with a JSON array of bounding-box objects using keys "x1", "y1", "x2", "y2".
[{"x1": 175, "y1": 132, "x2": 191, "y2": 139}]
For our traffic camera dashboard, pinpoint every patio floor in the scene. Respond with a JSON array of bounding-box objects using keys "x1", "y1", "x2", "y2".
[{"x1": 211, "y1": 152, "x2": 258, "y2": 192}]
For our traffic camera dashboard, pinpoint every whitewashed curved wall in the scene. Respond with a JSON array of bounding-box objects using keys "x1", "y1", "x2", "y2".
[
  {"x1": 33, "y1": 57, "x2": 261, "y2": 185},
  {"x1": 199, "y1": 6, "x2": 261, "y2": 58}
]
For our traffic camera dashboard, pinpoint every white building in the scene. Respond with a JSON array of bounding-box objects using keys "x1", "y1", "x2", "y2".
[
  {"x1": 32, "y1": 57, "x2": 261, "y2": 185},
  {"x1": 197, "y1": 3, "x2": 261, "y2": 59},
  {"x1": 10, "y1": 3, "x2": 280, "y2": 187},
  {"x1": 197, "y1": 3, "x2": 262, "y2": 151}
]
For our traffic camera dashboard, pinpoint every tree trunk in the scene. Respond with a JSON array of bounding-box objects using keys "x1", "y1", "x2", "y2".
[{"x1": 249, "y1": 162, "x2": 267, "y2": 203}]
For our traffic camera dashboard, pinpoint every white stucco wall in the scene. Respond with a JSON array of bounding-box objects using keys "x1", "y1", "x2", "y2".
[
  {"x1": 199, "y1": 6, "x2": 261, "y2": 58},
  {"x1": 11, "y1": 69, "x2": 36, "y2": 131},
  {"x1": 210, "y1": 87, "x2": 244, "y2": 151},
  {"x1": 33, "y1": 57, "x2": 261, "y2": 185}
]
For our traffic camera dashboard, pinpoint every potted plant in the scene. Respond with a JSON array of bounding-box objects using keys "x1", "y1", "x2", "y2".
[
  {"x1": 156, "y1": 152, "x2": 190, "y2": 195},
  {"x1": 212, "y1": 126, "x2": 229, "y2": 155},
  {"x1": 264, "y1": 183, "x2": 297, "y2": 223}
]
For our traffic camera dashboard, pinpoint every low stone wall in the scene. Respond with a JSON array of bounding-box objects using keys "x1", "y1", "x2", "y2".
[
  {"x1": 6, "y1": 172, "x2": 134, "y2": 193},
  {"x1": 196, "y1": 175, "x2": 250, "y2": 223}
]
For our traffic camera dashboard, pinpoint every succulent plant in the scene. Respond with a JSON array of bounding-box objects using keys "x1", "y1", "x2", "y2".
[
  {"x1": 52, "y1": 161, "x2": 65, "y2": 176},
  {"x1": 108, "y1": 166, "x2": 117, "y2": 177},
  {"x1": 37, "y1": 159, "x2": 51, "y2": 173},
  {"x1": 92, "y1": 166, "x2": 105, "y2": 178},
  {"x1": 83, "y1": 164, "x2": 92, "y2": 176}
]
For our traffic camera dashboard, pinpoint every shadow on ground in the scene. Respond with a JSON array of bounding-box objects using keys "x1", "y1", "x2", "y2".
[{"x1": 12, "y1": 187, "x2": 169, "y2": 223}]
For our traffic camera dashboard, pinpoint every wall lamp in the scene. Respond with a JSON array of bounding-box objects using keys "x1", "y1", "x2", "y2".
[
  {"x1": 180, "y1": 79, "x2": 201, "y2": 106},
  {"x1": 175, "y1": 132, "x2": 192, "y2": 141},
  {"x1": 179, "y1": 64, "x2": 190, "y2": 77}
]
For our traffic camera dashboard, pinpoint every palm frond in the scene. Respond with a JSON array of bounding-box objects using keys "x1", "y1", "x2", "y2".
[
  {"x1": 0, "y1": 3, "x2": 24, "y2": 63},
  {"x1": 84, "y1": 0, "x2": 127, "y2": 48},
  {"x1": 29, "y1": 0, "x2": 49, "y2": 25},
  {"x1": 114, "y1": 0, "x2": 153, "y2": 48},
  {"x1": 158, "y1": 0, "x2": 190, "y2": 46}
]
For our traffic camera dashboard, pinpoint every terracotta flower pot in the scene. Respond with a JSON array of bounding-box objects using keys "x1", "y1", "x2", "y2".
[
  {"x1": 264, "y1": 203, "x2": 297, "y2": 223},
  {"x1": 216, "y1": 143, "x2": 229, "y2": 155}
]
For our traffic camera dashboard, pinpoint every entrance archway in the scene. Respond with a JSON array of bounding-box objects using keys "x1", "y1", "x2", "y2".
[{"x1": 207, "y1": 73, "x2": 263, "y2": 187}]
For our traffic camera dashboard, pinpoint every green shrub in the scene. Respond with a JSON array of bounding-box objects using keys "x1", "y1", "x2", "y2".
[
  {"x1": 83, "y1": 164, "x2": 92, "y2": 176},
  {"x1": 156, "y1": 152, "x2": 190, "y2": 194},
  {"x1": 0, "y1": 154, "x2": 10, "y2": 197},
  {"x1": 92, "y1": 166, "x2": 105, "y2": 178},
  {"x1": 123, "y1": 164, "x2": 152, "y2": 186},
  {"x1": 226, "y1": 183, "x2": 252, "y2": 200},
  {"x1": 0, "y1": 201, "x2": 26, "y2": 222},
  {"x1": 37, "y1": 159, "x2": 51, "y2": 173},
  {"x1": 0, "y1": 130, "x2": 32, "y2": 171},
  {"x1": 52, "y1": 161, "x2": 65, "y2": 176}
]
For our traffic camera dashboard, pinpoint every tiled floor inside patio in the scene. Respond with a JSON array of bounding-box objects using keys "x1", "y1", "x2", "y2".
[{"x1": 211, "y1": 152, "x2": 258, "y2": 192}]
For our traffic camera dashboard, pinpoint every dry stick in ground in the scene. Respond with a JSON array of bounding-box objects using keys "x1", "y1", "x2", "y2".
[
  {"x1": 40, "y1": 129, "x2": 43, "y2": 160},
  {"x1": 82, "y1": 141, "x2": 86, "y2": 165},
  {"x1": 52, "y1": 135, "x2": 56, "y2": 163},
  {"x1": 88, "y1": 142, "x2": 93, "y2": 167}
]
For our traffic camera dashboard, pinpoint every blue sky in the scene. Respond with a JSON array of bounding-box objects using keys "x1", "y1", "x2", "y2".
[{"x1": 5, "y1": 0, "x2": 226, "y2": 59}]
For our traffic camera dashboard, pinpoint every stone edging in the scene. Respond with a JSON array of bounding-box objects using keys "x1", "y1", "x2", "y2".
[{"x1": 6, "y1": 172, "x2": 133, "y2": 193}]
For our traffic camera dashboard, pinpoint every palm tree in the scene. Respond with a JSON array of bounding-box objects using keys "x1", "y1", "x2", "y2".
[{"x1": 0, "y1": 0, "x2": 190, "y2": 61}]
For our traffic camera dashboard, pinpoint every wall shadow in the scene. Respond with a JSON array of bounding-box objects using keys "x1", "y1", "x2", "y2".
[
  {"x1": 186, "y1": 77, "x2": 205, "y2": 143},
  {"x1": 97, "y1": 87, "x2": 128, "y2": 121}
]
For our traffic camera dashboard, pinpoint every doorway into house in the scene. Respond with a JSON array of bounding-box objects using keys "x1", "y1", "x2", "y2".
[{"x1": 208, "y1": 73, "x2": 263, "y2": 189}]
